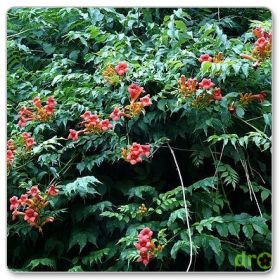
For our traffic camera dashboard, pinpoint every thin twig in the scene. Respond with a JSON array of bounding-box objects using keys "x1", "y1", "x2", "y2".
[
  {"x1": 246, "y1": 153, "x2": 266, "y2": 184},
  {"x1": 238, "y1": 117, "x2": 271, "y2": 141},
  {"x1": 246, "y1": 116, "x2": 263, "y2": 122},
  {"x1": 162, "y1": 145, "x2": 196, "y2": 152},
  {"x1": 217, "y1": 8, "x2": 220, "y2": 21},
  {"x1": 213, "y1": 143, "x2": 225, "y2": 178},
  {"x1": 208, "y1": 146, "x2": 219, "y2": 190},
  {"x1": 221, "y1": 184, "x2": 233, "y2": 214},
  {"x1": 167, "y1": 143, "x2": 193, "y2": 272},
  {"x1": 162, "y1": 145, "x2": 220, "y2": 154},
  {"x1": 221, "y1": 239, "x2": 245, "y2": 248},
  {"x1": 241, "y1": 160, "x2": 263, "y2": 217},
  {"x1": 7, "y1": 29, "x2": 31, "y2": 39},
  {"x1": 49, "y1": 153, "x2": 78, "y2": 185}
]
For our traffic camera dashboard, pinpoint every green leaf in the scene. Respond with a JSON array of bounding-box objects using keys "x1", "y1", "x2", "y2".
[
  {"x1": 26, "y1": 258, "x2": 56, "y2": 271},
  {"x1": 68, "y1": 265, "x2": 83, "y2": 272},
  {"x1": 188, "y1": 177, "x2": 217, "y2": 193},
  {"x1": 209, "y1": 236, "x2": 222, "y2": 255},
  {"x1": 170, "y1": 240, "x2": 190, "y2": 259},
  {"x1": 216, "y1": 223, "x2": 228, "y2": 237},
  {"x1": 250, "y1": 217, "x2": 269, "y2": 235},
  {"x1": 201, "y1": 61, "x2": 212, "y2": 74},
  {"x1": 227, "y1": 222, "x2": 240, "y2": 237},
  {"x1": 232, "y1": 61, "x2": 242, "y2": 75},
  {"x1": 42, "y1": 43, "x2": 55, "y2": 55},
  {"x1": 63, "y1": 176, "x2": 101, "y2": 198},
  {"x1": 127, "y1": 185, "x2": 158, "y2": 199},
  {"x1": 82, "y1": 248, "x2": 110, "y2": 266},
  {"x1": 261, "y1": 190, "x2": 270, "y2": 202},
  {"x1": 167, "y1": 208, "x2": 186, "y2": 226},
  {"x1": 236, "y1": 106, "x2": 245, "y2": 118},
  {"x1": 68, "y1": 229, "x2": 98, "y2": 252},
  {"x1": 241, "y1": 63, "x2": 249, "y2": 77},
  {"x1": 243, "y1": 224, "x2": 254, "y2": 239}
]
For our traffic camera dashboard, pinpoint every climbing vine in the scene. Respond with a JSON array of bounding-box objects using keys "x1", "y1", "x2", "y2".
[{"x1": 7, "y1": 8, "x2": 271, "y2": 272}]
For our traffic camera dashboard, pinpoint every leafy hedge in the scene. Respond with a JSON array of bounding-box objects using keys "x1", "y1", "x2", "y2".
[{"x1": 7, "y1": 8, "x2": 272, "y2": 272}]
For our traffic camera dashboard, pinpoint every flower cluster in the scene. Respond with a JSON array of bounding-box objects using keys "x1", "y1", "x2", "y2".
[
  {"x1": 21, "y1": 132, "x2": 36, "y2": 151},
  {"x1": 134, "y1": 227, "x2": 164, "y2": 266},
  {"x1": 102, "y1": 62, "x2": 128, "y2": 85},
  {"x1": 18, "y1": 96, "x2": 56, "y2": 127},
  {"x1": 7, "y1": 139, "x2": 16, "y2": 168},
  {"x1": 240, "y1": 91, "x2": 266, "y2": 105},
  {"x1": 241, "y1": 27, "x2": 272, "y2": 63},
  {"x1": 7, "y1": 132, "x2": 36, "y2": 169},
  {"x1": 115, "y1": 62, "x2": 129, "y2": 76},
  {"x1": 179, "y1": 75, "x2": 198, "y2": 96},
  {"x1": 138, "y1": 203, "x2": 148, "y2": 215},
  {"x1": 252, "y1": 27, "x2": 272, "y2": 60},
  {"x1": 198, "y1": 53, "x2": 212, "y2": 63},
  {"x1": 179, "y1": 76, "x2": 222, "y2": 108},
  {"x1": 9, "y1": 184, "x2": 59, "y2": 232},
  {"x1": 68, "y1": 111, "x2": 113, "y2": 141},
  {"x1": 135, "y1": 227, "x2": 154, "y2": 265},
  {"x1": 110, "y1": 83, "x2": 152, "y2": 120},
  {"x1": 198, "y1": 52, "x2": 223, "y2": 64},
  {"x1": 121, "y1": 143, "x2": 151, "y2": 165},
  {"x1": 7, "y1": 149, "x2": 14, "y2": 168}
]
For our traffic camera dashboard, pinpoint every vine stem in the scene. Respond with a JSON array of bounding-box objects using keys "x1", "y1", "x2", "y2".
[
  {"x1": 237, "y1": 117, "x2": 271, "y2": 141},
  {"x1": 213, "y1": 143, "x2": 225, "y2": 178},
  {"x1": 241, "y1": 160, "x2": 263, "y2": 217},
  {"x1": 167, "y1": 143, "x2": 193, "y2": 272},
  {"x1": 49, "y1": 153, "x2": 78, "y2": 186},
  {"x1": 7, "y1": 29, "x2": 31, "y2": 38}
]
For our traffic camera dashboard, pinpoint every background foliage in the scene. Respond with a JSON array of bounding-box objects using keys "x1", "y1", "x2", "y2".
[{"x1": 7, "y1": 8, "x2": 271, "y2": 272}]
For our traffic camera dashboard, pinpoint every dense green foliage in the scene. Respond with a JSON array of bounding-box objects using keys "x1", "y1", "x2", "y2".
[{"x1": 7, "y1": 8, "x2": 272, "y2": 272}]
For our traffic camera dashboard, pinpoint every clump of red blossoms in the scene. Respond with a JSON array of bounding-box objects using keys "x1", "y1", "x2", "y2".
[
  {"x1": 140, "y1": 94, "x2": 152, "y2": 107},
  {"x1": 134, "y1": 227, "x2": 164, "y2": 266},
  {"x1": 213, "y1": 88, "x2": 223, "y2": 101},
  {"x1": 7, "y1": 139, "x2": 16, "y2": 151},
  {"x1": 128, "y1": 83, "x2": 144, "y2": 102},
  {"x1": 252, "y1": 27, "x2": 264, "y2": 38},
  {"x1": 9, "y1": 184, "x2": 59, "y2": 232},
  {"x1": 213, "y1": 52, "x2": 224, "y2": 63},
  {"x1": 103, "y1": 62, "x2": 129, "y2": 85},
  {"x1": 47, "y1": 184, "x2": 59, "y2": 196},
  {"x1": 110, "y1": 107, "x2": 124, "y2": 121},
  {"x1": 109, "y1": 84, "x2": 152, "y2": 121},
  {"x1": 18, "y1": 96, "x2": 56, "y2": 127},
  {"x1": 121, "y1": 143, "x2": 151, "y2": 165},
  {"x1": 240, "y1": 91, "x2": 266, "y2": 105},
  {"x1": 21, "y1": 132, "x2": 36, "y2": 151},
  {"x1": 199, "y1": 78, "x2": 215, "y2": 90},
  {"x1": 7, "y1": 150, "x2": 15, "y2": 168},
  {"x1": 115, "y1": 62, "x2": 129, "y2": 76},
  {"x1": 7, "y1": 142, "x2": 16, "y2": 169},
  {"x1": 178, "y1": 76, "x2": 222, "y2": 108},
  {"x1": 135, "y1": 227, "x2": 154, "y2": 265},
  {"x1": 7, "y1": 132, "x2": 36, "y2": 169},
  {"x1": 199, "y1": 52, "x2": 224, "y2": 64},
  {"x1": 179, "y1": 75, "x2": 198, "y2": 97},
  {"x1": 241, "y1": 27, "x2": 272, "y2": 62},
  {"x1": 68, "y1": 111, "x2": 113, "y2": 141},
  {"x1": 198, "y1": 53, "x2": 212, "y2": 63},
  {"x1": 103, "y1": 65, "x2": 120, "y2": 85}
]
